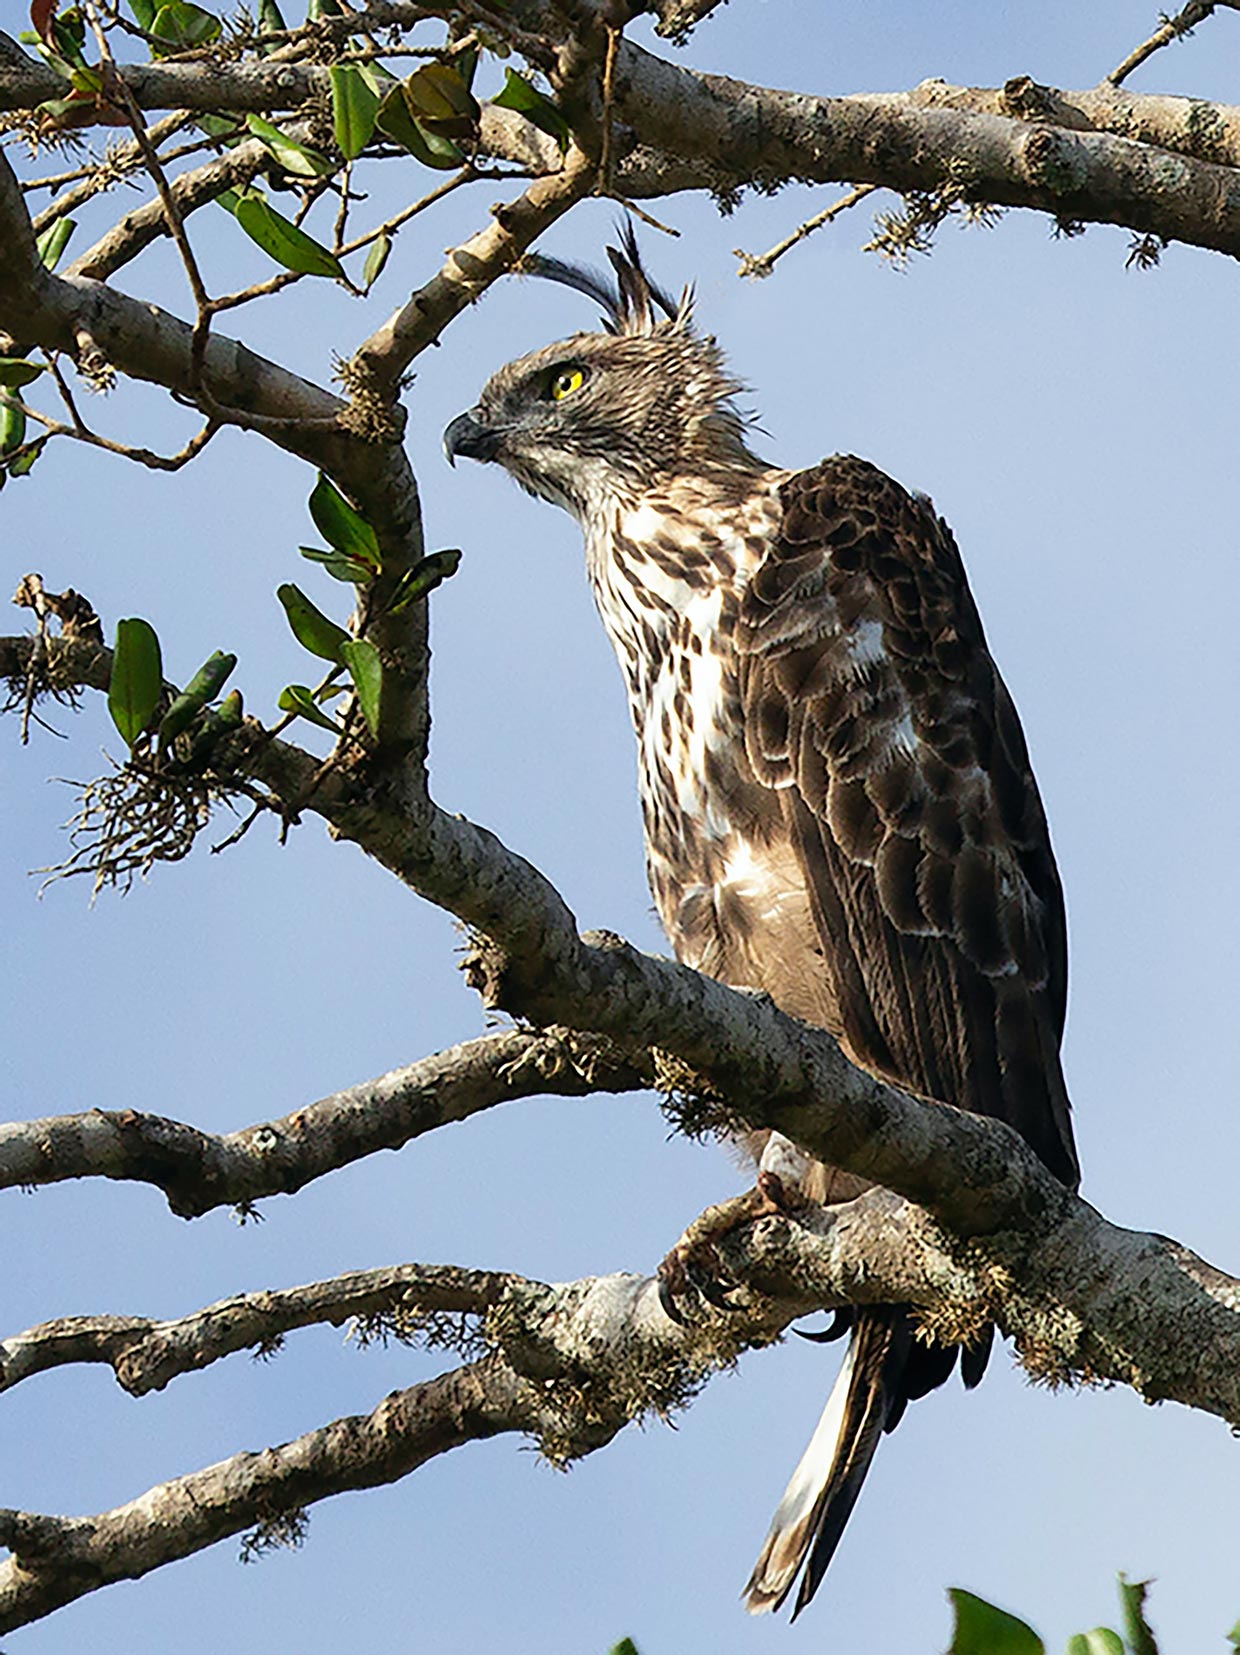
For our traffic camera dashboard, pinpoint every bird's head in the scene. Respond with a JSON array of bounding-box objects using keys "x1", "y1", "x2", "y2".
[{"x1": 444, "y1": 226, "x2": 762, "y2": 520}]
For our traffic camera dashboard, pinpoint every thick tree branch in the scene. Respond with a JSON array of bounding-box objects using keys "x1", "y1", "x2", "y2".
[
  {"x1": 0, "y1": 1022, "x2": 647, "y2": 1217},
  {"x1": 0, "y1": 1181, "x2": 1237, "y2": 1633},
  {"x1": 0, "y1": 1357, "x2": 533, "y2": 1632},
  {"x1": 0, "y1": 1262, "x2": 514, "y2": 1396},
  {"x1": 602, "y1": 45, "x2": 1240, "y2": 254},
  {"x1": 348, "y1": 143, "x2": 596, "y2": 394},
  {"x1": 0, "y1": 627, "x2": 1086, "y2": 1241},
  {"x1": 6, "y1": 43, "x2": 1240, "y2": 249}
]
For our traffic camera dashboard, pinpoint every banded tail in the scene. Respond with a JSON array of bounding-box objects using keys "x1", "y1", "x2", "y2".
[{"x1": 744, "y1": 1306, "x2": 980, "y2": 1618}]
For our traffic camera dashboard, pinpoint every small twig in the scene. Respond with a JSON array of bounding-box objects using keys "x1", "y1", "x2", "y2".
[
  {"x1": 13, "y1": 576, "x2": 51, "y2": 746},
  {"x1": 615, "y1": 196, "x2": 680, "y2": 236},
  {"x1": 174, "y1": 169, "x2": 522, "y2": 371},
  {"x1": 734, "y1": 184, "x2": 878, "y2": 277},
  {"x1": 82, "y1": 6, "x2": 211, "y2": 320},
  {"x1": 333, "y1": 161, "x2": 352, "y2": 251},
  {"x1": 30, "y1": 357, "x2": 220, "y2": 470},
  {"x1": 27, "y1": 111, "x2": 192, "y2": 228},
  {"x1": 1106, "y1": 0, "x2": 1240, "y2": 86}
]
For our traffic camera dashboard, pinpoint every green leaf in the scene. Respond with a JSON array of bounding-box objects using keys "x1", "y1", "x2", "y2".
[
  {"x1": 278, "y1": 683, "x2": 342, "y2": 733},
  {"x1": 158, "y1": 649, "x2": 237, "y2": 751},
  {"x1": 1226, "y1": 1618, "x2": 1240, "y2": 1650},
  {"x1": 231, "y1": 191, "x2": 345, "y2": 278},
  {"x1": 1066, "y1": 1633, "x2": 1125, "y2": 1655},
  {"x1": 197, "y1": 112, "x2": 244, "y2": 142},
  {"x1": 946, "y1": 1589, "x2": 1044, "y2": 1655},
  {"x1": 182, "y1": 686, "x2": 243, "y2": 764},
  {"x1": 0, "y1": 359, "x2": 45, "y2": 390},
  {"x1": 216, "y1": 687, "x2": 244, "y2": 727},
  {"x1": 50, "y1": 8, "x2": 87, "y2": 65},
  {"x1": 8, "y1": 436, "x2": 48, "y2": 477},
  {"x1": 609, "y1": 1642, "x2": 640, "y2": 1655},
  {"x1": 490, "y1": 67, "x2": 571, "y2": 151},
  {"x1": 400, "y1": 61, "x2": 478, "y2": 138},
  {"x1": 455, "y1": 44, "x2": 479, "y2": 91},
  {"x1": 108, "y1": 618, "x2": 163, "y2": 750},
  {"x1": 149, "y1": 1, "x2": 222, "y2": 55},
  {"x1": 389, "y1": 547, "x2": 462, "y2": 612},
  {"x1": 307, "y1": 0, "x2": 344, "y2": 17},
  {"x1": 277, "y1": 582, "x2": 350, "y2": 663},
  {"x1": 1117, "y1": 1576, "x2": 1158, "y2": 1655},
  {"x1": 69, "y1": 63, "x2": 103, "y2": 94},
  {"x1": 0, "y1": 398, "x2": 26, "y2": 455},
  {"x1": 362, "y1": 232, "x2": 391, "y2": 291},
  {"x1": 34, "y1": 52, "x2": 80, "y2": 89},
  {"x1": 244, "y1": 114, "x2": 332, "y2": 177},
  {"x1": 299, "y1": 545, "x2": 376, "y2": 584},
  {"x1": 35, "y1": 216, "x2": 75, "y2": 269},
  {"x1": 257, "y1": 0, "x2": 286, "y2": 32},
  {"x1": 341, "y1": 638, "x2": 382, "y2": 736},
  {"x1": 330, "y1": 63, "x2": 379, "y2": 161},
  {"x1": 180, "y1": 650, "x2": 237, "y2": 707},
  {"x1": 308, "y1": 473, "x2": 380, "y2": 565},
  {"x1": 375, "y1": 82, "x2": 464, "y2": 169},
  {"x1": 128, "y1": 0, "x2": 157, "y2": 27},
  {"x1": 356, "y1": 61, "x2": 396, "y2": 98}
]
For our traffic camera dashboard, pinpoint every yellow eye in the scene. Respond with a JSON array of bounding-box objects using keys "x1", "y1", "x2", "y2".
[{"x1": 550, "y1": 367, "x2": 586, "y2": 401}]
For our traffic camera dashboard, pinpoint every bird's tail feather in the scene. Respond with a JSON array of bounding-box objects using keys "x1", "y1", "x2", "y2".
[{"x1": 742, "y1": 1307, "x2": 906, "y2": 1619}]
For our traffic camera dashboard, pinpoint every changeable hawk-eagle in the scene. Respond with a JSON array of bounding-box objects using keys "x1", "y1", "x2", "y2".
[{"x1": 444, "y1": 230, "x2": 1079, "y2": 1619}]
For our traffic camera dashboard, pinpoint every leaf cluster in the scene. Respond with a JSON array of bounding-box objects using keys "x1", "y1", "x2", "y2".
[{"x1": 947, "y1": 1575, "x2": 1236, "y2": 1655}]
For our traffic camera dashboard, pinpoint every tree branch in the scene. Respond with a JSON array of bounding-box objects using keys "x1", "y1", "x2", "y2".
[
  {"x1": 348, "y1": 143, "x2": 596, "y2": 395},
  {"x1": 0, "y1": 1357, "x2": 532, "y2": 1632},
  {"x1": 1107, "y1": 0, "x2": 1240, "y2": 88},
  {"x1": 0, "y1": 1021, "x2": 648, "y2": 1217},
  {"x1": 7, "y1": 39, "x2": 1240, "y2": 250},
  {"x1": 0, "y1": 626, "x2": 1090, "y2": 1241},
  {"x1": 0, "y1": 1180, "x2": 1237, "y2": 1633},
  {"x1": 0, "y1": 1262, "x2": 514, "y2": 1396}
]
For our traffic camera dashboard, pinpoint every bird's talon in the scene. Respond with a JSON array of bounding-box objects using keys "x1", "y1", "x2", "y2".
[
  {"x1": 698, "y1": 1276, "x2": 740, "y2": 1310},
  {"x1": 658, "y1": 1253, "x2": 694, "y2": 1324},
  {"x1": 756, "y1": 1168, "x2": 790, "y2": 1210},
  {"x1": 657, "y1": 1272, "x2": 689, "y2": 1325}
]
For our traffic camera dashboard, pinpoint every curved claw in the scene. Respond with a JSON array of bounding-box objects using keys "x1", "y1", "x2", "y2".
[
  {"x1": 681, "y1": 1244, "x2": 738, "y2": 1309},
  {"x1": 696, "y1": 1275, "x2": 740, "y2": 1310},
  {"x1": 657, "y1": 1261, "x2": 690, "y2": 1325},
  {"x1": 794, "y1": 1309, "x2": 850, "y2": 1344}
]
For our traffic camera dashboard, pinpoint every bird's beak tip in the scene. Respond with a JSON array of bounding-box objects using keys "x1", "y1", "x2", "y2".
[{"x1": 443, "y1": 410, "x2": 498, "y2": 467}]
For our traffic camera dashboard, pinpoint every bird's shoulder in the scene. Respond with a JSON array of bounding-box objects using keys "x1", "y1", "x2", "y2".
[
  {"x1": 744, "y1": 454, "x2": 981, "y2": 660},
  {"x1": 734, "y1": 452, "x2": 1066, "y2": 1016}
]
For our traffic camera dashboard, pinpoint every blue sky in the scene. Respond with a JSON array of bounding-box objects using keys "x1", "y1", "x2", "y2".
[{"x1": 3, "y1": 3, "x2": 1240, "y2": 1649}]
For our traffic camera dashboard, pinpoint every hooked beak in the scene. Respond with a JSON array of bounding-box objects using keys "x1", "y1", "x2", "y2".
[{"x1": 443, "y1": 409, "x2": 501, "y2": 467}]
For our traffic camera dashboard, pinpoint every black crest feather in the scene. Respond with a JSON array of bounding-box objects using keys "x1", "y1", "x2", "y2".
[{"x1": 523, "y1": 220, "x2": 681, "y2": 335}]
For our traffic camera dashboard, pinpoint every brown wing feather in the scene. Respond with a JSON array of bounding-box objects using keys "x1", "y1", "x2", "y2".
[
  {"x1": 737, "y1": 457, "x2": 1077, "y2": 1616},
  {"x1": 737, "y1": 455, "x2": 1078, "y2": 1185}
]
